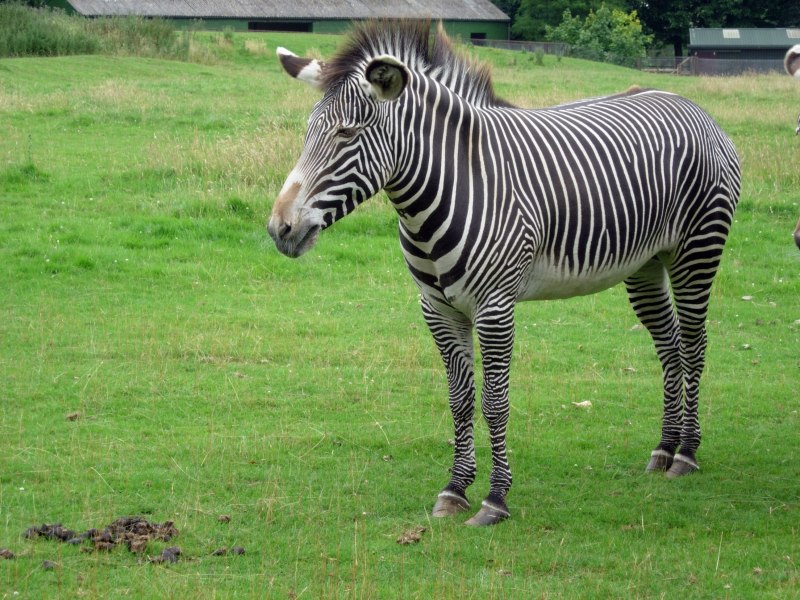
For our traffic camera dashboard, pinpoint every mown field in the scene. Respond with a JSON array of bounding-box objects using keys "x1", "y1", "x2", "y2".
[{"x1": 1, "y1": 29, "x2": 798, "y2": 599}]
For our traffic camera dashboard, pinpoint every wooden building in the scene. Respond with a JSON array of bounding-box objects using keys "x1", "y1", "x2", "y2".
[
  {"x1": 48, "y1": 0, "x2": 510, "y2": 41},
  {"x1": 689, "y1": 28, "x2": 800, "y2": 75}
]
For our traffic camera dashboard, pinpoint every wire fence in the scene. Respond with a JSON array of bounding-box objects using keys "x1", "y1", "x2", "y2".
[
  {"x1": 472, "y1": 39, "x2": 788, "y2": 76},
  {"x1": 636, "y1": 56, "x2": 786, "y2": 76},
  {"x1": 471, "y1": 39, "x2": 569, "y2": 57}
]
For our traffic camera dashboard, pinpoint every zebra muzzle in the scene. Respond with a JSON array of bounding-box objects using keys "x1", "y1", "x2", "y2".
[{"x1": 267, "y1": 217, "x2": 321, "y2": 258}]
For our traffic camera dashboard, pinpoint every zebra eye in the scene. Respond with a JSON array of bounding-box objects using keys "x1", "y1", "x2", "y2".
[{"x1": 336, "y1": 126, "x2": 360, "y2": 139}]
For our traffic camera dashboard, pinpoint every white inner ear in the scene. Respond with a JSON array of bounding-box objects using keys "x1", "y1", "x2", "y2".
[
  {"x1": 296, "y1": 60, "x2": 324, "y2": 88},
  {"x1": 277, "y1": 46, "x2": 325, "y2": 90}
]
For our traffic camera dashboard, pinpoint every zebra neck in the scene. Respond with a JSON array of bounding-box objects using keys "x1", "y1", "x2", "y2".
[{"x1": 386, "y1": 79, "x2": 481, "y2": 236}]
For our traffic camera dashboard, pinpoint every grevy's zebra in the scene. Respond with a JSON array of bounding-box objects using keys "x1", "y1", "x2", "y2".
[
  {"x1": 268, "y1": 21, "x2": 741, "y2": 525},
  {"x1": 785, "y1": 44, "x2": 800, "y2": 78}
]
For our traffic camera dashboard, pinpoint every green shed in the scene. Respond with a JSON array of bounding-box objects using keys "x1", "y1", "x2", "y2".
[
  {"x1": 48, "y1": 0, "x2": 510, "y2": 41},
  {"x1": 688, "y1": 28, "x2": 800, "y2": 75}
]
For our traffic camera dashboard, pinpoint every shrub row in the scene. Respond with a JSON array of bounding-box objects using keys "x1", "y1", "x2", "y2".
[{"x1": 0, "y1": 3, "x2": 188, "y2": 59}]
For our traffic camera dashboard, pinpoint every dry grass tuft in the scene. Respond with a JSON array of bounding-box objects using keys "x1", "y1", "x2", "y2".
[
  {"x1": 244, "y1": 39, "x2": 268, "y2": 56},
  {"x1": 146, "y1": 120, "x2": 303, "y2": 192}
]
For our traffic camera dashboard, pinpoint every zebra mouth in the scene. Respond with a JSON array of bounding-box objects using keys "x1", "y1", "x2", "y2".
[{"x1": 275, "y1": 223, "x2": 320, "y2": 258}]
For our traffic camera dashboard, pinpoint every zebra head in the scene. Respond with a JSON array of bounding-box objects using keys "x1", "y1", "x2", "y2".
[
  {"x1": 268, "y1": 46, "x2": 409, "y2": 258},
  {"x1": 785, "y1": 44, "x2": 800, "y2": 78}
]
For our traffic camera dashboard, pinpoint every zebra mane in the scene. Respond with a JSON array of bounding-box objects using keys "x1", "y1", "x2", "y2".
[{"x1": 322, "y1": 20, "x2": 511, "y2": 108}]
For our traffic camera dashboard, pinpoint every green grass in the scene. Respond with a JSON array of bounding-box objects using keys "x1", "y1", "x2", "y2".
[{"x1": 1, "y1": 30, "x2": 799, "y2": 599}]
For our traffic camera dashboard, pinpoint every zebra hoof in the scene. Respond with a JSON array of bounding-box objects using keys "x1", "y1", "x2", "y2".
[
  {"x1": 432, "y1": 490, "x2": 470, "y2": 517},
  {"x1": 645, "y1": 449, "x2": 674, "y2": 472},
  {"x1": 665, "y1": 454, "x2": 699, "y2": 479},
  {"x1": 464, "y1": 499, "x2": 510, "y2": 526}
]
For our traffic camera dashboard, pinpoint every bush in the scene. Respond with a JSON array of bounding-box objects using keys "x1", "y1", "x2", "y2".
[
  {"x1": 87, "y1": 16, "x2": 187, "y2": 59},
  {"x1": 0, "y1": 2, "x2": 186, "y2": 60},
  {"x1": 0, "y1": 3, "x2": 98, "y2": 57},
  {"x1": 546, "y1": 5, "x2": 653, "y2": 68}
]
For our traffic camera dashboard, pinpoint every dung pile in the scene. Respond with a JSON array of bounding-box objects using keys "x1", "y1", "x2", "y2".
[{"x1": 24, "y1": 517, "x2": 178, "y2": 556}]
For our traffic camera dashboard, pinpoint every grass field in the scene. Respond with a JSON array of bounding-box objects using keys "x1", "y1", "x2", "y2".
[{"x1": 1, "y1": 28, "x2": 799, "y2": 599}]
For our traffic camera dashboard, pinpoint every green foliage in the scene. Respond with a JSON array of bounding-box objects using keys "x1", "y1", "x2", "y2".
[
  {"x1": 547, "y1": 5, "x2": 653, "y2": 67},
  {"x1": 510, "y1": 0, "x2": 627, "y2": 41},
  {"x1": 1, "y1": 30, "x2": 799, "y2": 598},
  {"x1": 86, "y1": 15, "x2": 187, "y2": 59},
  {"x1": 0, "y1": 2, "x2": 188, "y2": 59},
  {"x1": 0, "y1": 161, "x2": 49, "y2": 186},
  {"x1": 505, "y1": 0, "x2": 800, "y2": 52},
  {"x1": 0, "y1": 2, "x2": 98, "y2": 57}
]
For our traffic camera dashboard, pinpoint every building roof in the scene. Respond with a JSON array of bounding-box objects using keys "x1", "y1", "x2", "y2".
[
  {"x1": 689, "y1": 28, "x2": 800, "y2": 49},
  {"x1": 65, "y1": 0, "x2": 510, "y2": 22}
]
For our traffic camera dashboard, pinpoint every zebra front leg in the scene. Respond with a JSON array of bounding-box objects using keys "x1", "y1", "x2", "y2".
[
  {"x1": 420, "y1": 297, "x2": 478, "y2": 517},
  {"x1": 464, "y1": 301, "x2": 515, "y2": 526}
]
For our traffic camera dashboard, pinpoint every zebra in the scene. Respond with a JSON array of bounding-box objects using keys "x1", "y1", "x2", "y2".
[
  {"x1": 785, "y1": 44, "x2": 800, "y2": 78},
  {"x1": 795, "y1": 115, "x2": 800, "y2": 250},
  {"x1": 268, "y1": 21, "x2": 741, "y2": 526},
  {"x1": 795, "y1": 218, "x2": 800, "y2": 249},
  {"x1": 796, "y1": 115, "x2": 800, "y2": 249},
  {"x1": 791, "y1": 45, "x2": 800, "y2": 248}
]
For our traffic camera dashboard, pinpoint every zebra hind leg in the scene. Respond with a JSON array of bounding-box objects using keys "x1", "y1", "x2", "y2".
[
  {"x1": 624, "y1": 258, "x2": 685, "y2": 474},
  {"x1": 666, "y1": 249, "x2": 724, "y2": 478}
]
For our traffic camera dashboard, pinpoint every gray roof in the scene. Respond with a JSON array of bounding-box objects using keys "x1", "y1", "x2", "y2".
[
  {"x1": 66, "y1": 0, "x2": 510, "y2": 22},
  {"x1": 690, "y1": 28, "x2": 800, "y2": 49}
]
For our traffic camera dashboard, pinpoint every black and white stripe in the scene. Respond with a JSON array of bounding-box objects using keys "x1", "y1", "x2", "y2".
[{"x1": 269, "y1": 21, "x2": 741, "y2": 524}]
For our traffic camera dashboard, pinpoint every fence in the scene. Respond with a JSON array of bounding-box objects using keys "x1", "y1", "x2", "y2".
[
  {"x1": 636, "y1": 56, "x2": 786, "y2": 76},
  {"x1": 473, "y1": 39, "x2": 788, "y2": 76},
  {"x1": 471, "y1": 38, "x2": 569, "y2": 58}
]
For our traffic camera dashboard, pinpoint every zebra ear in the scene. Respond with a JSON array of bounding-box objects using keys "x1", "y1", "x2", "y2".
[
  {"x1": 277, "y1": 47, "x2": 325, "y2": 90},
  {"x1": 364, "y1": 56, "x2": 409, "y2": 102}
]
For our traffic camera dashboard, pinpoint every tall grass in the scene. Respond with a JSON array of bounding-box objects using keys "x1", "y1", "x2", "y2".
[
  {"x1": 0, "y1": 3, "x2": 97, "y2": 57},
  {"x1": 0, "y1": 2, "x2": 189, "y2": 60}
]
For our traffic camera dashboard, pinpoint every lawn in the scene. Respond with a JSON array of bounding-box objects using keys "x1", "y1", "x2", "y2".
[{"x1": 1, "y1": 29, "x2": 798, "y2": 599}]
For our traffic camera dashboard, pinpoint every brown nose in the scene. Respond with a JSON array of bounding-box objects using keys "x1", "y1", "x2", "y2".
[{"x1": 268, "y1": 181, "x2": 302, "y2": 242}]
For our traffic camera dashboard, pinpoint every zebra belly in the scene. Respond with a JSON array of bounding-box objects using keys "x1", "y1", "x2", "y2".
[{"x1": 517, "y1": 255, "x2": 651, "y2": 301}]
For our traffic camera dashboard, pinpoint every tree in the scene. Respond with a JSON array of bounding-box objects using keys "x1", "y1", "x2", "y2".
[
  {"x1": 510, "y1": 0, "x2": 627, "y2": 41},
  {"x1": 547, "y1": 5, "x2": 653, "y2": 67},
  {"x1": 490, "y1": 0, "x2": 521, "y2": 33}
]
